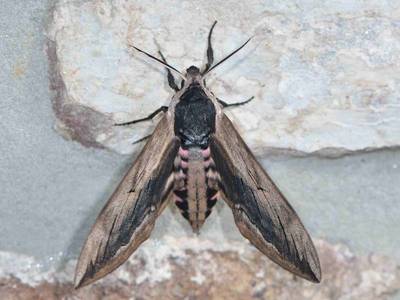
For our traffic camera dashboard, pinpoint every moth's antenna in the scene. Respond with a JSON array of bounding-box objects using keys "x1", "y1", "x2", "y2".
[
  {"x1": 202, "y1": 20, "x2": 218, "y2": 74},
  {"x1": 129, "y1": 45, "x2": 186, "y2": 80},
  {"x1": 203, "y1": 37, "x2": 252, "y2": 76}
]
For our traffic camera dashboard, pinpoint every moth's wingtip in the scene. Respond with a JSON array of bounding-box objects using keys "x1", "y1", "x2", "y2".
[
  {"x1": 306, "y1": 266, "x2": 322, "y2": 283},
  {"x1": 74, "y1": 282, "x2": 82, "y2": 290},
  {"x1": 314, "y1": 270, "x2": 322, "y2": 283},
  {"x1": 293, "y1": 258, "x2": 322, "y2": 283},
  {"x1": 73, "y1": 279, "x2": 83, "y2": 290},
  {"x1": 74, "y1": 274, "x2": 92, "y2": 289},
  {"x1": 73, "y1": 273, "x2": 85, "y2": 289},
  {"x1": 73, "y1": 267, "x2": 93, "y2": 289},
  {"x1": 309, "y1": 274, "x2": 321, "y2": 284},
  {"x1": 303, "y1": 246, "x2": 322, "y2": 283}
]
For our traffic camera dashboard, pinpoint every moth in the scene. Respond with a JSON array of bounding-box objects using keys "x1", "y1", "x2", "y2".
[{"x1": 75, "y1": 21, "x2": 321, "y2": 288}]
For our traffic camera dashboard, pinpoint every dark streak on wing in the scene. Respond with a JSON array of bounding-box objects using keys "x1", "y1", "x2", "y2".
[
  {"x1": 104, "y1": 215, "x2": 118, "y2": 257},
  {"x1": 210, "y1": 114, "x2": 321, "y2": 283},
  {"x1": 75, "y1": 115, "x2": 180, "y2": 288}
]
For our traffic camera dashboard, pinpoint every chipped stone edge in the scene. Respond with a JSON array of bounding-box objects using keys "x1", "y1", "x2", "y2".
[
  {"x1": 45, "y1": 36, "x2": 400, "y2": 158},
  {"x1": 43, "y1": 3, "x2": 400, "y2": 158},
  {"x1": 262, "y1": 145, "x2": 400, "y2": 158},
  {"x1": 46, "y1": 38, "x2": 112, "y2": 149}
]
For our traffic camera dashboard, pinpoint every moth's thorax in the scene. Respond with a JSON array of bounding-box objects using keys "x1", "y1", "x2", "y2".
[
  {"x1": 174, "y1": 82, "x2": 216, "y2": 149},
  {"x1": 173, "y1": 146, "x2": 219, "y2": 233}
]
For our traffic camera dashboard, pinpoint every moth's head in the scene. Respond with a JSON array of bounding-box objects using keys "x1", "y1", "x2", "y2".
[
  {"x1": 184, "y1": 65, "x2": 204, "y2": 85},
  {"x1": 186, "y1": 66, "x2": 200, "y2": 76},
  {"x1": 185, "y1": 65, "x2": 202, "y2": 80}
]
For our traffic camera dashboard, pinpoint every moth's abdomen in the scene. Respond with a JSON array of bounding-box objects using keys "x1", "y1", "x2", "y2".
[{"x1": 173, "y1": 146, "x2": 219, "y2": 233}]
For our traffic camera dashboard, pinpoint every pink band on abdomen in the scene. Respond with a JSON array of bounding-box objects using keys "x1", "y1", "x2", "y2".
[
  {"x1": 201, "y1": 147, "x2": 211, "y2": 158},
  {"x1": 179, "y1": 147, "x2": 189, "y2": 159}
]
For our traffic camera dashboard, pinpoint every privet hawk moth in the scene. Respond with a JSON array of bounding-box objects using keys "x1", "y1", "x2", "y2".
[{"x1": 75, "y1": 21, "x2": 321, "y2": 288}]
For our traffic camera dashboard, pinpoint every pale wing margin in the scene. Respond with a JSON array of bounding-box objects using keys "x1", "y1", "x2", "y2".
[
  {"x1": 75, "y1": 114, "x2": 180, "y2": 288},
  {"x1": 210, "y1": 114, "x2": 321, "y2": 282}
]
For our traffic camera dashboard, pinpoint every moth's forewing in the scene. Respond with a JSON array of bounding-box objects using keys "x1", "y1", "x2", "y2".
[
  {"x1": 210, "y1": 114, "x2": 321, "y2": 282},
  {"x1": 74, "y1": 114, "x2": 180, "y2": 288}
]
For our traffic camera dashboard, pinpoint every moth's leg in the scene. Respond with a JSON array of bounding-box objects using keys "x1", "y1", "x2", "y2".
[
  {"x1": 114, "y1": 106, "x2": 168, "y2": 126},
  {"x1": 132, "y1": 134, "x2": 151, "y2": 145},
  {"x1": 202, "y1": 21, "x2": 218, "y2": 74},
  {"x1": 218, "y1": 96, "x2": 254, "y2": 108},
  {"x1": 158, "y1": 50, "x2": 179, "y2": 92}
]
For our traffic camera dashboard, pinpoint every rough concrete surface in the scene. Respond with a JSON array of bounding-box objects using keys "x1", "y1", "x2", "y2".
[{"x1": 1, "y1": 0, "x2": 400, "y2": 299}]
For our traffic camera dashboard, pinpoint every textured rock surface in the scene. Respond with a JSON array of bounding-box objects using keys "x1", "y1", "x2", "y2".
[
  {"x1": 47, "y1": 0, "x2": 400, "y2": 155},
  {"x1": 1, "y1": 239, "x2": 399, "y2": 300}
]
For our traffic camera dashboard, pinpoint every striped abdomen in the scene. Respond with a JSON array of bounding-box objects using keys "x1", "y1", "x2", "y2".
[{"x1": 173, "y1": 146, "x2": 219, "y2": 233}]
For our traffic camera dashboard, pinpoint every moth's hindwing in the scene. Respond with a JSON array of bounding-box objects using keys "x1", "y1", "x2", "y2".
[
  {"x1": 74, "y1": 114, "x2": 180, "y2": 288},
  {"x1": 210, "y1": 113, "x2": 321, "y2": 282}
]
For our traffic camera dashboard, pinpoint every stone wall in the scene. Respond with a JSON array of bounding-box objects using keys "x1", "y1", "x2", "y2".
[{"x1": 1, "y1": 1, "x2": 400, "y2": 299}]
